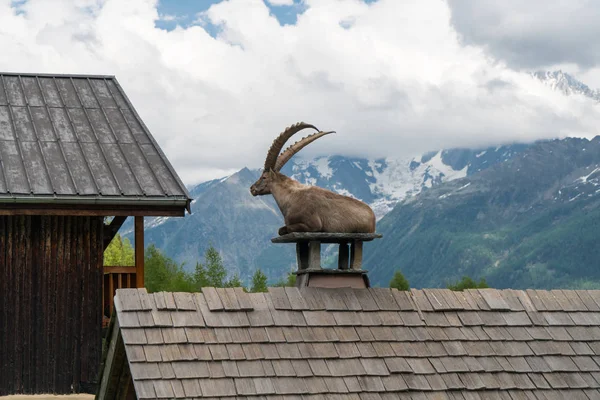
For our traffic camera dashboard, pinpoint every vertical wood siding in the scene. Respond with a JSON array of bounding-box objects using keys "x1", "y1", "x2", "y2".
[{"x1": 0, "y1": 215, "x2": 103, "y2": 395}]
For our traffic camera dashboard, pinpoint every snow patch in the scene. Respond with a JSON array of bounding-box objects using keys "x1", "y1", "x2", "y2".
[
  {"x1": 475, "y1": 151, "x2": 486, "y2": 158},
  {"x1": 313, "y1": 157, "x2": 333, "y2": 179}
]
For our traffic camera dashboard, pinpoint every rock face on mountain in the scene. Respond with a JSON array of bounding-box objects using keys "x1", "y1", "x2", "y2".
[
  {"x1": 123, "y1": 145, "x2": 526, "y2": 283},
  {"x1": 365, "y1": 136, "x2": 600, "y2": 290}
]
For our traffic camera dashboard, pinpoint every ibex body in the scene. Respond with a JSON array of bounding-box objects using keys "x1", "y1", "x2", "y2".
[{"x1": 250, "y1": 122, "x2": 376, "y2": 235}]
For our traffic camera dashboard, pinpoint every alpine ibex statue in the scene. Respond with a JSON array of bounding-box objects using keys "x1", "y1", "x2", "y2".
[{"x1": 250, "y1": 122, "x2": 376, "y2": 235}]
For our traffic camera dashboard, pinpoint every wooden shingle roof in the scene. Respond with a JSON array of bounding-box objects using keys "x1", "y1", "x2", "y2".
[
  {"x1": 100, "y1": 287, "x2": 600, "y2": 399},
  {"x1": 0, "y1": 72, "x2": 190, "y2": 213}
]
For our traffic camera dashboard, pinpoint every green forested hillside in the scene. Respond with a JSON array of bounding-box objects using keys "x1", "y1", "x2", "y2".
[{"x1": 365, "y1": 137, "x2": 600, "y2": 289}]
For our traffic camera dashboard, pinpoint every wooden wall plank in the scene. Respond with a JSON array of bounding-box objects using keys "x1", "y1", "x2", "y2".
[{"x1": 0, "y1": 215, "x2": 104, "y2": 395}]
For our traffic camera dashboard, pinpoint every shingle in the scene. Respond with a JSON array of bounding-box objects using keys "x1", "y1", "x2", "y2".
[
  {"x1": 269, "y1": 287, "x2": 293, "y2": 310},
  {"x1": 311, "y1": 342, "x2": 339, "y2": 358},
  {"x1": 158, "y1": 363, "x2": 175, "y2": 381},
  {"x1": 161, "y1": 327, "x2": 187, "y2": 343},
  {"x1": 272, "y1": 359, "x2": 296, "y2": 376},
  {"x1": 335, "y1": 342, "x2": 361, "y2": 358},
  {"x1": 391, "y1": 289, "x2": 415, "y2": 310},
  {"x1": 208, "y1": 344, "x2": 229, "y2": 360},
  {"x1": 222, "y1": 360, "x2": 239, "y2": 377},
  {"x1": 462, "y1": 356, "x2": 485, "y2": 372},
  {"x1": 226, "y1": 343, "x2": 246, "y2": 360},
  {"x1": 238, "y1": 360, "x2": 266, "y2": 377},
  {"x1": 423, "y1": 312, "x2": 451, "y2": 327},
  {"x1": 572, "y1": 356, "x2": 599, "y2": 371},
  {"x1": 479, "y1": 289, "x2": 511, "y2": 311},
  {"x1": 150, "y1": 310, "x2": 172, "y2": 327},
  {"x1": 247, "y1": 293, "x2": 275, "y2": 327},
  {"x1": 323, "y1": 377, "x2": 349, "y2": 393},
  {"x1": 152, "y1": 380, "x2": 175, "y2": 399},
  {"x1": 176, "y1": 344, "x2": 196, "y2": 360},
  {"x1": 352, "y1": 288, "x2": 379, "y2": 311},
  {"x1": 423, "y1": 289, "x2": 450, "y2": 311},
  {"x1": 274, "y1": 376, "x2": 309, "y2": 394},
  {"x1": 202, "y1": 288, "x2": 224, "y2": 311},
  {"x1": 571, "y1": 312, "x2": 600, "y2": 327},
  {"x1": 234, "y1": 377, "x2": 257, "y2": 395},
  {"x1": 254, "y1": 377, "x2": 276, "y2": 394},
  {"x1": 406, "y1": 358, "x2": 435, "y2": 374},
  {"x1": 575, "y1": 290, "x2": 600, "y2": 311},
  {"x1": 524, "y1": 326, "x2": 553, "y2": 341},
  {"x1": 357, "y1": 376, "x2": 385, "y2": 392},
  {"x1": 326, "y1": 358, "x2": 367, "y2": 376},
  {"x1": 130, "y1": 362, "x2": 161, "y2": 379},
  {"x1": 570, "y1": 342, "x2": 594, "y2": 356},
  {"x1": 121, "y1": 328, "x2": 147, "y2": 344},
  {"x1": 207, "y1": 361, "x2": 225, "y2": 378},
  {"x1": 443, "y1": 341, "x2": 468, "y2": 356},
  {"x1": 440, "y1": 356, "x2": 469, "y2": 373},
  {"x1": 334, "y1": 326, "x2": 360, "y2": 342},
  {"x1": 172, "y1": 292, "x2": 196, "y2": 311},
  {"x1": 283, "y1": 287, "x2": 309, "y2": 310},
  {"x1": 371, "y1": 342, "x2": 395, "y2": 358},
  {"x1": 143, "y1": 345, "x2": 162, "y2": 362},
  {"x1": 192, "y1": 344, "x2": 212, "y2": 360},
  {"x1": 544, "y1": 356, "x2": 579, "y2": 372},
  {"x1": 171, "y1": 311, "x2": 204, "y2": 327},
  {"x1": 172, "y1": 361, "x2": 209, "y2": 378},
  {"x1": 399, "y1": 311, "x2": 425, "y2": 326},
  {"x1": 198, "y1": 378, "x2": 236, "y2": 396},
  {"x1": 214, "y1": 327, "x2": 233, "y2": 343},
  {"x1": 360, "y1": 358, "x2": 389, "y2": 375},
  {"x1": 265, "y1": 327, "x2": 286, "y2": 342},
  {"x1": 403, "y1": 374, "x2": 432, "y2": 390},
  {"x1": 369, "y1": 288, "x2": 399, "y2": 311},
  {"x1": 308, "y1": 359, "x2": 331, "y2": 376},
  {"x1": 291, "y1": 359, "x2": 313, "y2": 377},
  {"x1": 440, "y1": 372, "x2": 465, "y2": 390},
  {"x1": 458, "y1": 311, "x2": 484, "y2": 326},
  {"x1": 508, "y1": 356, "x2": 533, "y2": 373},
  {"x1": 277, "y1": 342, "x2": 304, "y2": 359},
  {"x1": 117, "y1": 310, "x2": 140, "y2": 328},
  {"x1": 125, "y1": 345, "x2": 146, "y2": 362},
  {"x1": 319, "y1": 288, "x2": 349, "y2": 311},
  {"x1": 181, "y1": 378, "x2": 202, "y2": 397},
  {"x1": 248, "y1": 327, "x2": 269, "y2": 342}
]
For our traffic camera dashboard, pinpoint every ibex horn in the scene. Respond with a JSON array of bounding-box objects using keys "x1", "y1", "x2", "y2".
[
  {"x1": 275, "y1": 130, "x2": 335, "y2": 171},
  {"x1": 264, "y1": 122, "x2": 319, "y2": 171}
]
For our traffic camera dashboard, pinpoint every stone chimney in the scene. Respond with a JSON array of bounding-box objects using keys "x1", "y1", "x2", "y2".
[{"x1": 271, "y1": 233, "x2": 382, "y2": 289}]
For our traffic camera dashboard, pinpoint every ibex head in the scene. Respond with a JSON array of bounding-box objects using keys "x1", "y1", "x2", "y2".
[{"x1": 250, "y1": 122, "x2": 334, "y2": 196}]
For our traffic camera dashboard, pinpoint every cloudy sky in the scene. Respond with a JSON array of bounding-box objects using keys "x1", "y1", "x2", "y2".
[{"x1": 1, "y1": 0, "x2": 599, "y2": 184}]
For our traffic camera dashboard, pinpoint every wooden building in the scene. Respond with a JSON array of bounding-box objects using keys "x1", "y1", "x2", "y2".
[
  {"x1": 0, "y1": 73, "x2": 191, "y2": 395},
  {"x1": 100, "y1": 286, "x2": 600, "y2": 400}
]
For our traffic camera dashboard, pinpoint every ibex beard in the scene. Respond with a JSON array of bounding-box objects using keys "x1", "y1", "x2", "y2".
[{"x1": 250, "y1": 122, "x2": 376, "y2": 236}]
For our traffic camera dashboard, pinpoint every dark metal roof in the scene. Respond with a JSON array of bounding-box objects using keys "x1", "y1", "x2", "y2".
[
  {"x1": 0, "y1": 72, "x2": 191, "y2": 210},
  {"x1": 102, "y1": 287, "x2": 600, "y2": 399}
]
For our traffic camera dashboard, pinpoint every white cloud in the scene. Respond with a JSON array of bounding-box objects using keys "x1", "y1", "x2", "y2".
[
  {"x1": 0, "y1": 0, "x2": 599, "y2": 185},
  {"x1": 265, "y1": 0, "x2": 294, "y2": 6}
]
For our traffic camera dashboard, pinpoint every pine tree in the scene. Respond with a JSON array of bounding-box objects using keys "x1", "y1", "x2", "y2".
[
  {"x1": 225, "y1": 273, "x2": 243, "y2": 288},
  {"x1": 389, "y1": 271, "x2": 410, "y2": 291},
  {"x1": 204, "y1": 246, "x2": 227, "y2": 287},
  {"x1": 250, "y1": 269, "x2": 268, "y2": 293},
  {"x1": 194, "y1": 262, "x2": 209, "y2": 290}
]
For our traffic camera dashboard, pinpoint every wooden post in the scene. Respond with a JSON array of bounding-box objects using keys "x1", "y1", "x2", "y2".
[
  {"x1": 296, "y1": 242, "x2": 309, "y2": 270},
  {"x1": 350, "y1": 240, "x2": 363, "y2": 270},
  {"x1": 308, "y1": 241, "x2": 321, "y2": 269},
  {"x1": 135, "y1": 216, "x2": 144, "y2": 288},
  {"x1": 338, "y1": 242, "x2": 349, "y2": 270}
]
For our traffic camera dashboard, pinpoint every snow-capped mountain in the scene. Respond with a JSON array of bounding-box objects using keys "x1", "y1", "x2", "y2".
[
  {"x1": 533, "y1": 70, "x2": 600, "y2": 102},
  {"x1": 281, "y1": 144, "x2": 528, "y2": 218}
]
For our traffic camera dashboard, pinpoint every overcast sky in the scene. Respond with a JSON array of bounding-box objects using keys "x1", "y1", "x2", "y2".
[{"x1": 1, "y1": 0, "x2": 599, "y2": 184}]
